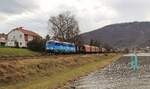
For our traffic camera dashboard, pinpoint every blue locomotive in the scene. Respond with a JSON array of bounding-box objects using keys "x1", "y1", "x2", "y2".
[{"x1": 46, "y1": 40, "x2": 76, "y2": 53}]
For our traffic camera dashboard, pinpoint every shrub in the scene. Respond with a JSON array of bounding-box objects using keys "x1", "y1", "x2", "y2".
[{"x1": 27, "y1": 36, "x2": 46, "y2": 52}]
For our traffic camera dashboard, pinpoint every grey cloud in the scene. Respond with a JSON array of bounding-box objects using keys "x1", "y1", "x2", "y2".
[
  {"x1": 5, "y1": 12, "x2": 49, "y2": 36},
  {"x1": 0, "y1": 0, "x2": 38, "y2": 15},
  {"x1": 107, "y1": 0, "x2": 150, "y2": 19},
  {"x1": 1, "y1": 0, "x2": 150, "y2": 37}
]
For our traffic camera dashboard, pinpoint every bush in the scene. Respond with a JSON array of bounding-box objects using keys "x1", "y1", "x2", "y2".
[{"x1": 27, "y1": 36, "x2": 46, "y2": 52}]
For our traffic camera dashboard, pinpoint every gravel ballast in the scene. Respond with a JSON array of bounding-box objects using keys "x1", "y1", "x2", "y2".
[{"x1": 70, "y1": 55, "x2": 150, "y2": 89}]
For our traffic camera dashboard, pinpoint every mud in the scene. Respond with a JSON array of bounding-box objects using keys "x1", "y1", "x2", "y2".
[{"x1": 70, "y1": 56, "x2": 150, "y2": 89}]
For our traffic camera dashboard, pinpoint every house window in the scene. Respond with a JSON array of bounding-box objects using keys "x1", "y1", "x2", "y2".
[
  {"x1": 20, "y1": 34, "x2": 22, "y2": 38},
  {"x1": 20, "y1": 42, "x2": 22, "y2": 46},
  {"x1": 13, "y1": 36, "x2": 15, "y2": 39}
]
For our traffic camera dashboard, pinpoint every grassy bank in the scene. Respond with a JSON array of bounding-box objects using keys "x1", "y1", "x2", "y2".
[
  {"x1": 0, "y1": 54, "x2": 121, "y2": 89},
  {"x1": 0, "y1": 48, "x2": 38, "y2": 56}
]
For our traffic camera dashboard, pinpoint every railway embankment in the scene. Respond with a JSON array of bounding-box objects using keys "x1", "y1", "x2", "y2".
[{"x1": 0, "y1": 53, "x2": 121, "y2": 89}]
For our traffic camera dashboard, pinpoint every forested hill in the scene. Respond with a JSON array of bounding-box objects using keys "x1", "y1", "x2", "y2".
[{"x1": 80, "y1": 22, "x2": 150, "y2": 48}]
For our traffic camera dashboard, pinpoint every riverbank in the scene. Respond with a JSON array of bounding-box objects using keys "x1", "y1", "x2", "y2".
[{"x1": 0, "y1": 54, "x2": 121, "y2": 89}]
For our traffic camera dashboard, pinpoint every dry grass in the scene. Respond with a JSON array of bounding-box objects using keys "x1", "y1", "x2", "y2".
[{"x1": 0, "y1": 54, "x2": 121, "y2": 89}]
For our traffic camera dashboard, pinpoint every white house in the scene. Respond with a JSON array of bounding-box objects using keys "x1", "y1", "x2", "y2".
[{"x1": 6, "y1": 27, "x2": 39, "y2": 48}]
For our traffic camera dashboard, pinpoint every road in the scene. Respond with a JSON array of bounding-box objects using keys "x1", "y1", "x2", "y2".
[{"x1": 69, "y1": 53, "x2": 150, "y2": 89}]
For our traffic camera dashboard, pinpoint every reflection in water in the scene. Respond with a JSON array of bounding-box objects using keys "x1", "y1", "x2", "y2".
[{"x1": 70, "y1": 57, "x2": 150, "y2": 89}]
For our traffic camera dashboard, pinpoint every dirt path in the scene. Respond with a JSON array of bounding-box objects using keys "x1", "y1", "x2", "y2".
[{"x1": 70, "y1": 56, "x2": 150, "y2": 89}]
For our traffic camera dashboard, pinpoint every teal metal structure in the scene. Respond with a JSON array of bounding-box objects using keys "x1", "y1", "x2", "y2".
[{"x1": 131, "y1": 53, "x2": 139, "y2": 71}]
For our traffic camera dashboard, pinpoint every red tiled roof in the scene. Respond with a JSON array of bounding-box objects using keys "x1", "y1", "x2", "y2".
[{"x1": 16, "y1": 27, "x2": 38, "y2": 36}]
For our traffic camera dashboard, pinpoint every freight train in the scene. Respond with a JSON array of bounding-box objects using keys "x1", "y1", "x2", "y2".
[{"x1": 46, "y1": 40, "x2": 107, "y2": 54}]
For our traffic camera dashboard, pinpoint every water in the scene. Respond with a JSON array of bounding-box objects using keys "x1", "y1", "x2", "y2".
[{"x1": 69, "y1": 56, "x2": 150, "y2": 89}]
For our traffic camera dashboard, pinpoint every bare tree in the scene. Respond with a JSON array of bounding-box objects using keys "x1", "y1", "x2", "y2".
[{"x1": 48, "y1": 11, "x2": 80, "y2": 43}]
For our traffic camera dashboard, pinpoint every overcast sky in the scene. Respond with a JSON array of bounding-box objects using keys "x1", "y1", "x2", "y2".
[{"x1": 0, "y1": 0, "x2": 150, "y2": 37}]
